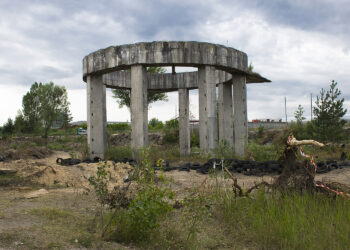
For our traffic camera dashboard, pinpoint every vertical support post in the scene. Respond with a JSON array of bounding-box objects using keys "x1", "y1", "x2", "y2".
[
  {"x1": 143, "y1": 87, "x2": 149, "y2": 146},
  {"x1": 131, "y1": 65, "x2": 148, "y2": 152},
  {"x1": 198, "y1": 65, "x2": 217, "y2": 152},
  {"x1": 179, "y1": 88, "x2": 190, "y2": 156},
  {"x1": 233, "y1": 74, "x2": 248, "y2": 157},
  {"x1": 218, "y1": 75, "x2": 233, "y2": 147},
  {"x1": 87, "y1": 74, "x2": 106, "y2": 160}
]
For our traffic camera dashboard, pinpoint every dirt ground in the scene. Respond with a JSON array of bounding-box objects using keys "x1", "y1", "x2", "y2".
[{"x1": 1, "y1": 151, "x2": 350, "y2": 249}]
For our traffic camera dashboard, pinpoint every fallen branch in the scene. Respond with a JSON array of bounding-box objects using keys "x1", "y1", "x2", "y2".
[
  {"x1": 288, "y1": 136, "x2": 324, "y2": 147},
  {"x1": 223, "y1": 166, "x2": 270, "y2": 197}
]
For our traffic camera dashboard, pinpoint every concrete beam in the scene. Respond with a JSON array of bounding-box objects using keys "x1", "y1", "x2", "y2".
[
  {"x1": 218, "y1": 74, "x2": 233, "y2": 147},
  {"x1": 178, "y1": 88, "x2": 190, "y2": 156},
  {"x1": 131, "y1": 65, "x2": 148, "y2": 151},
  {"x1": 233, "y1": 75, "x2": 248, "y2": 157},
  {"x1": 198, "y1": 66, "x2": 217, "y2": 152},
  {"x1": 103, "y1": 70, "x2": 269, "y2": 91},
  {"x1": 87, "y1": 75, "x2": 106, "y2": 160}
]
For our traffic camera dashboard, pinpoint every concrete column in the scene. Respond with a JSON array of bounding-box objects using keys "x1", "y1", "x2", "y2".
[
  {"x1": 87, "y1": 74, "x2": 106, "y2": 160},
  {"x1": 218, "y1": 77, "x2": 234, "y2": 147},
  {"x1": 178, "y1": 88, "x2": 190, "y2": 156},
  {"x1": 143, "y1": 88, "x2": 149, "y2": 145},
  {"x1": 131, "y1": 65, "x2": 148, "y2": 151},
  {"x1": 198, "y1": 65, "x2": 217, "y2": 152},
  {"x1": 233, "y1": 74, "x2": 248, "y2": 157}
]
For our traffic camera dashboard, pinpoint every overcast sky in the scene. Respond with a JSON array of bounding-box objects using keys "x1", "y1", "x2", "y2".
[{"x1": 1, "y1": 0, "x2": 349, "y2": 125}]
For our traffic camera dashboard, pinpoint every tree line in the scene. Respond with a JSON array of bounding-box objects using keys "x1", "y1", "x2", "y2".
[{"x1": 1, "y1": 76, "x2": 347, "y2": 144}]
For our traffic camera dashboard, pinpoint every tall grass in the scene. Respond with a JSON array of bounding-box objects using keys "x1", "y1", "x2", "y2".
[
  {"x1": 108, "y1": 186, "x2": 350, "y2": 249},
  {"x1": 214, "y1": 189, "x2": 350, "y2": 249}
]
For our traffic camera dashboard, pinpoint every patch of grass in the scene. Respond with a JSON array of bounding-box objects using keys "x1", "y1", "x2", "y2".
[
  {"x1": 213, "y1": 189, "x2": 350, "y2": 249},
  {"x1": 248, "y1": 142, "x2": 283, "y2": 161},
  {"x1": 104, "y1": 145, "x2": 133, "y2": 160},
  {"x1": 30, "y1": 207, "x2": 77, "y2": 221},
  {"x1": 0, "y1": 173, "x2": 32, "y2": 187},
  {"x1": 0, "y1": 231, "x2": 19, "y2": 246},
  {"x1": 29, "y1": 207, "x2": 98, "y2": 248},
  {"x1": 47, "y1": 142, "x2": 65, "y2": 151}
]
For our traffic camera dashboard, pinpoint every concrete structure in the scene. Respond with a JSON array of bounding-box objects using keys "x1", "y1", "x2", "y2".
[{"x1": 83, "y1": 41, "x2": 270, "y2": 159}]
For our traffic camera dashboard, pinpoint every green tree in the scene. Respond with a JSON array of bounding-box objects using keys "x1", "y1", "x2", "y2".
[
  {"x1": 2, "y1": 118, "x2": 14, "y2": 135},
  {"x1": 22, "y1": 82, "x2": 41, "y2": 132},
  {"x1": 14, "y1": 110, "x2": 29, "y2": 134},
  {"x1": 313, "y1": 80, "x2": 347, "y2": 142},
  {"x1": 294, "y1": 105, "x2": 306, "y2": 123},
  {"x1": 22, "y1": 82, "x2": 72, "y2": 138},
  {"x1": 112, "y1": 67, "x2": 168, "y2": 109}
]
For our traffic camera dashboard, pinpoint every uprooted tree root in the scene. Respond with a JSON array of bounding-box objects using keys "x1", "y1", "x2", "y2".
[{"x1": 226, "y1": 135, "x2": 350, "y2": 199}]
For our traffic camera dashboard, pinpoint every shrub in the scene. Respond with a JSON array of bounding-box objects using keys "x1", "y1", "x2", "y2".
[
  {"x1": 148, "y1": 118, "x2": 164, "y2": 130},
  {"x1": 104, "y1": 145, "x2": 132, "y2": 160},
  {"x1": 165, "y1": 118, "x2": 178, "y2": 129},
  {"x1": 248, "y1": 142, "x2": 281, "y2": 161},
  {"x1": 107, "y1": 123, "x2": 130, "y2": 131},
  {"x1": 190, "y1": 128, "x2": 200, "y2": 148}
]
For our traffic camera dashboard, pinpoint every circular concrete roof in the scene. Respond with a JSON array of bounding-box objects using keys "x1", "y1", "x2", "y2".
[{"x1": 83, "y1": 41, "x2": 248, "y2": 81}]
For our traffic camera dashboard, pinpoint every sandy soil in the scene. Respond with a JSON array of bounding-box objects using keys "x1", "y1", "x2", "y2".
[{"x1": 0, "y1": 151, "x2": 133, "y2": 190}]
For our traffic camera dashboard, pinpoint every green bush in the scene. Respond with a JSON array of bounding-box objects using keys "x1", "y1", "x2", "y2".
[
  {"x1": 107, "y1": 123, "x2": 130, "y2": 131},
  {"x1": 190, "y1": 129, "x2": 199, "y2": 148},
  {"x1": 124, "y1": 185, "x2": 173, "y2": 241},
  {"x1": 257, "y1": 125, "x2": 264, "y2": 137},
  {"x1": 104, "y1": 145, "x2": 132, "y2": 160},
  {"x1": 248, "y1": 142, "x2": 281, "y2": 161},
  {"x1": 163, "y1": 128, "x2": 179, "y2": 144},
  {"x1": 165, "y1": 118, "x2": 178, "y2": 129},
  {"x1": 148, "y1": 118, "x2": 164, "y2": 130}
]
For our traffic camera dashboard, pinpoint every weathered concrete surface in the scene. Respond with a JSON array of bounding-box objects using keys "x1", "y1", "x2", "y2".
[
  {"x1": 233, "y1": 75, "x2": 248, "y2": 157},
  {"x1": 103, "y1": 69, "x2": 269, "y2": 91},
  {"x1": 83, "y1": 41, "x2": 248, "y2": 80},
  {"x1": 83, "y1": 41, "x2": 271, "y2": 159},
  {"x1": 178, "y1": 88, "x2": 190, "y2": 156},
  {"x1": 130, "y1": 65, "x2": 148, "y2": 151},
  {"x1": 87, "y1": 75, "x2": 106, "y2": 159},
  {"x1": 198, "y1": 66, "x2": 217, "y2": 152},
  {"x1": 218, "y1": 76, "x2": 234, "y2": 146}
]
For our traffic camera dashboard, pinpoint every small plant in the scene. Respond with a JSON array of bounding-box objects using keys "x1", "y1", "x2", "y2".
[
  {"x1": 88, "y1": 161, "x2": 112, "y2": 205},
  {"x1": 257, "y1": 125, "x2": 264, "y2": 137},
  {"x1": 182, "y1": 188, "x2": 212, "y2": 242},
  {"x1": 126, "y1": 185, "x2": 173, "y2": 241}
]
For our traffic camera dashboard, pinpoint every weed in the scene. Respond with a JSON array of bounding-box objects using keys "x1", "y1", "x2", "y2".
[
  {"x1": 182, "y1": 188, "x2": 212, "y2": 241},
  {"x1": 0, "y1": 173, "x2": 32, "y2": 187},
  {"x1": 248, "y1": 142, "x2": 282, "y2": 161},
  {"x1": 104, "y1": 145, "x2": 132, "y2": 160}
]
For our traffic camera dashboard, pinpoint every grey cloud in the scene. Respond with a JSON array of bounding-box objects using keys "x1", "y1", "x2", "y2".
[{"x1": 236, "y1": 0, "x2": 350, "y2": 39}]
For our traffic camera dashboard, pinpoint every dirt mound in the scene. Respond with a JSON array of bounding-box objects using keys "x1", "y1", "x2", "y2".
[
  {"x1": 0, "y1": 147, "x2": 51, "y2": 161},
  {"x1": 23, "y1": 161, "x2": 133, "y2": 190},
  {"x1": 0, "y1": 151, "x2": 135, "y2": 191}
]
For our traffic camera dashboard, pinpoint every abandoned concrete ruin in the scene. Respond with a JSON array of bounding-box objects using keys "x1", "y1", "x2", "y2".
[{"x1": 83, "y1": 41, "x2": 270, "y2": 159}]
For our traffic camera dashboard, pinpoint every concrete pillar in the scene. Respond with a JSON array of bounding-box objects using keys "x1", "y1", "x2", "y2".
[
  {"x1": 233, "y1": 74, "x2": 248, "y2": 157},
  {"x1": 143, "y1": 89, "x2": 149, "y2": 145},
  {"x1": 178, "y1": 88, "x2": 190, "y2": 156},
  {"x1": 131, "y1": 65, "x2": 148, "y2": 151},
  {"x1": 218, "y1": 78, "x2": 234, "y2": 147},
  {"x1": 198, "y1": 65, "x2": 217, "y2": 152},
  {"x1": 87, "y1": 74, "x2": 106, "y2": 160}
]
